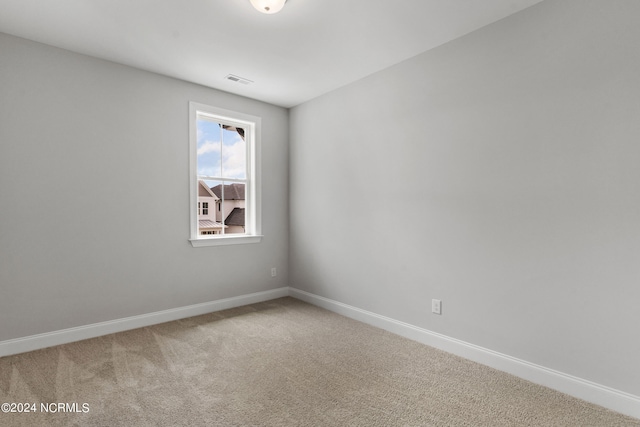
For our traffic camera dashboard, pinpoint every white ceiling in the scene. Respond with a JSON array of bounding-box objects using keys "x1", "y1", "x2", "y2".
[{"x1": 0, "y1": 0, "x2": 543, "y2": 108}]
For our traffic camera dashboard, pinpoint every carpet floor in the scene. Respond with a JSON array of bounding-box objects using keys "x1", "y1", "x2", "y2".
[{"x1": 0, "y1": 297, "x2": 638, "y2": 426}]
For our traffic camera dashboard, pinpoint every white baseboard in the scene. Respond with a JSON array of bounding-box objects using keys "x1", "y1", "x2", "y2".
[
  {"x1": 0, "y1": 287, "x2": 289, "y2": 358},
  {"x1": 288, "y1": 287, "x2": 640, "y2": 420},
  {"x1": 2, "y1": 286, "x2": 637, "y2": 419}
]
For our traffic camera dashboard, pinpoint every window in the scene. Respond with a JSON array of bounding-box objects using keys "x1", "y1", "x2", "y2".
[{"x1": 189, "y1": 102, "x2": 261, "y2": 247}]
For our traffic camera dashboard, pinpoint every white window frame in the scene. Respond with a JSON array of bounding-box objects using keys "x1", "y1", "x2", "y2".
[{"x1": 189, "y1": 102, "x2": 262, "y2": 247}]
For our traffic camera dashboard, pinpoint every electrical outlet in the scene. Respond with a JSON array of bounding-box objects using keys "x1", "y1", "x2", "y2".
[
  {"x1": 432, "y1": 299, "x2": 442, "y2": 315},
  {"x1": 271, "y1": 267, "x2": 277, "y2": 277}
]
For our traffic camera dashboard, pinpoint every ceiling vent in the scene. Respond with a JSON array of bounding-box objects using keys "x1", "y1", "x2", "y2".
[{"x1": 225, "y1": 74, "x2": 253, "y2": 85}]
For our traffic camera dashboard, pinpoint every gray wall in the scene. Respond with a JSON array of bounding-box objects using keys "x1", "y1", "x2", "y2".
[
  {"x1": 290, "y1": 0, "x2": 640, "y2": 396},
  {"x1": 0, "y1": 33, "x2": 289, "y2": 341}
]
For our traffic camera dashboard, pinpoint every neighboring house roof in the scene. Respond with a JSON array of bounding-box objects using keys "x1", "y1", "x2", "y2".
[
  {"x1": 225, "y1": 208, "x2": 245, "y2": 227},
  {"x1": 199, "y1": 219, "x2": 226, "y2": 229},
  {"x1": 198, "y1": 180, "x2": 218, "y2": 198},
  {"x1": 210, "y1": 183, "x2": 245, "y2": 200}
]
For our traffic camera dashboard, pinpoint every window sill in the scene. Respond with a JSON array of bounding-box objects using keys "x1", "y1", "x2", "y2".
[{"x1": 189, "y1": 235, "x2": 262, "y2": 247}]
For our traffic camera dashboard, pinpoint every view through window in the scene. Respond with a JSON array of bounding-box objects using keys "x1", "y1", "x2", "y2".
[{"x1": 197, "y1": 115, "x2": 247, "y2": 235}]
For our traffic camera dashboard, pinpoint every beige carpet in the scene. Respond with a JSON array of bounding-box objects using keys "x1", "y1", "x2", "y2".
[{"x1": 0, "y1": 297, "x2": 638, "y2": 426}]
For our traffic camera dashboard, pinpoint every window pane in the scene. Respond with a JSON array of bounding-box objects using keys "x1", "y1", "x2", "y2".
[
  {"x1": 197, "y1": 179, "x2": 224, "y2": 235},
  {"x1": 223, "y1": 182, "x2": 246, "y2": 235},
  {"x1": 209, "y1": 181, "x2": 246, "y2": 235},
  {"x1": 221, "y1": 126, "x2": 246, "y2": 180},
  {"x1": 196, "y1": 116, "x2": 222, "y2": 178}
]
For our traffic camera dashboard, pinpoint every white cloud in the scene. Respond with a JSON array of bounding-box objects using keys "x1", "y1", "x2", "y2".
[
  {"x1": 221, "y1": 139, "x2": 246, "y2": 179},
  {"x1": 197, "y1": 140, "x2": 221, "y2": 156}
]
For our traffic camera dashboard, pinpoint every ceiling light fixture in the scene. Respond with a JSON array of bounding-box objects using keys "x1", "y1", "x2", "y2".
[{"x1": 250, "y1": 0, "x2": 286, "y2": 14}]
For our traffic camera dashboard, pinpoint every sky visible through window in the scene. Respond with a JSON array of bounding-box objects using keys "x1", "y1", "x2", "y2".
[{"x1": 196, "y1": 118, "x2": 246, "y2": 180}]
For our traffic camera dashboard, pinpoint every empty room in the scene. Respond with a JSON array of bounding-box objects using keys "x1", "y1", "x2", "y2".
[{"x1": 1, "y1": 0, "x2": 639, "y2": 425}]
